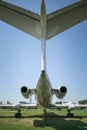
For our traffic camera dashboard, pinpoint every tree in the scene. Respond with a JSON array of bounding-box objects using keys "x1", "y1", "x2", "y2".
[{"x1": 79, "y1": 100, "x2": 87, "y2": 104}]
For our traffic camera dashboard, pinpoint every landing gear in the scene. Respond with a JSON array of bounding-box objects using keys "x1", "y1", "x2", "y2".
[
  {"x1": 43, "y1": 108, "x2": 47, "y2": 119},
  {"x1": 15, "y1": 110, "x2": 22, "y2": 118},
  {"x1": 67, "y1": 109, "x2": 74, "y2": 117}
]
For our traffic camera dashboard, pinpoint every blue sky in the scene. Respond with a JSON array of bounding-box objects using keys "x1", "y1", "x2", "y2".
[{"x1": 0, "y1": 0, "x2": 87, "y2": 103}]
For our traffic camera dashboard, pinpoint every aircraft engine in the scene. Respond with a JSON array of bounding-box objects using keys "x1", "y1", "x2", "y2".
[
  {"x1": 55, "y1": 86, "x2": 67, "y2": 99},
  {"x1": 21, "y1": 86, "x2": 31, "y2": 99}
]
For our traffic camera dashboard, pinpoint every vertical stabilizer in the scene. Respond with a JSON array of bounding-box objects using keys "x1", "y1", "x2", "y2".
[{"x1": 40, "y1": 0, "x2": 46, "y2": 71}]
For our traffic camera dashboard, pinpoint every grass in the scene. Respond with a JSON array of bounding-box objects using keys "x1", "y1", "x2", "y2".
[{"x1": 0, "y1": 108, "x2": 87, "y2": 130}]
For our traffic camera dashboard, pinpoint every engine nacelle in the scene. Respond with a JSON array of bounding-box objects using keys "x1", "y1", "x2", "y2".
[
  {"x1": 55, "y1": 86, "x2": 67, "y2": 99},
  {"x1": 21, "y1": 86, "x2": 31, "y2": 99}
]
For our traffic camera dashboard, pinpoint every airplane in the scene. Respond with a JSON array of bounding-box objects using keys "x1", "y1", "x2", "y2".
[
  {"x1": 0, "y1": 0, "x2": 87, "y2": 118},
  {"x1": 0, "y1": 101, "x2": 87, "y2": 118}
]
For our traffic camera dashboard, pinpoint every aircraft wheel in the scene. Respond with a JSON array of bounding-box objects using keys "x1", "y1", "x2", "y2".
[
  {"x1": 43, "y1": 108, "x2": 47, "y2": 119},
  {"x1": 15, "y1": 112, "x2": 22, "y2": 118},
  {"x1": 67, "y1": 113, "x2": 74, "y2": 118}
]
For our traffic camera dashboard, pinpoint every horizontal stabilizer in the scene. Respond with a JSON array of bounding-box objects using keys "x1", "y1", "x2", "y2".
[
  {"x1": 0, "y1": 0, "x2": 87, "y2": 40},
  {"x1": 46, "y1": 0, "x2": 87, "y2": 39},
  {"x1": 0, "y1": 0, "x2": 41, "y2": 39}
]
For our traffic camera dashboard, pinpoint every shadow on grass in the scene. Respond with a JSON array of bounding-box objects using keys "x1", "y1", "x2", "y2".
[
  {"x1": 0, "y1": 111, "x2": 87, "y2": 130},
  {"x1": 33, "y1": 112, "x2": 87, "y2": 130},
  {"x1": 0, "y1": 115, "x2": 43, "y2": 118},
  {"x1": 0, "y1": 111, "x2": 87, "y2": 119}
]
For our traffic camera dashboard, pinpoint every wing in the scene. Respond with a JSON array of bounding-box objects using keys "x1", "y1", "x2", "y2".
[
  {"x1": 0, "y1": 103, "x2": 37, "y2": 111},
  {"x1": 46, "y1": 0, "x2": 87, "y2": 40},
  {"x1": 0, "y1": 104, "x2": 14, "y2": 108},
  {"x1": 75, "y1": 104, "x2": 87, "y2": 109},
  {"x1": 0, "y1": 104, "x2": 16, "y2": 110},
  {"x1": 50, "y1": 103, "x2": 87, "y2": 110},
  {"x1": 20, "y1": 103, "x2": 37, "y2": 108},
  {"x1": 0, "y1": 0, "x2": 41, "y2": 40}
]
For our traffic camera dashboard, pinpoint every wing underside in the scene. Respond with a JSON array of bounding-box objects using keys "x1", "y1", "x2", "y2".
[{"x1": 0, "y1": 0, "x2": 87, "y2": 40}]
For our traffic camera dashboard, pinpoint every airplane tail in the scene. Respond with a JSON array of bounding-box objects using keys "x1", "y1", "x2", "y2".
[{"x1": 40, "y1": 0, "x2": 46, "y2": 71}]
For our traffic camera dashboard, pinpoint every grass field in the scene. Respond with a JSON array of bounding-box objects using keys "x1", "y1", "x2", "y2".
[{"x1": 0, "y1": 108, "x2": 87, "y2": 130}]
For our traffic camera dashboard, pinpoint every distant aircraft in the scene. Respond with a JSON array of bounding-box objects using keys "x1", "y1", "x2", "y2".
[{"x1": 0, "y1": 0, "x2": 87, "y2": 118}]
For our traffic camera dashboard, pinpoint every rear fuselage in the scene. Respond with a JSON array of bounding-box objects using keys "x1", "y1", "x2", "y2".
[{"x1": 36, "y1": 70, "x2": 53, "y2": 108}]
